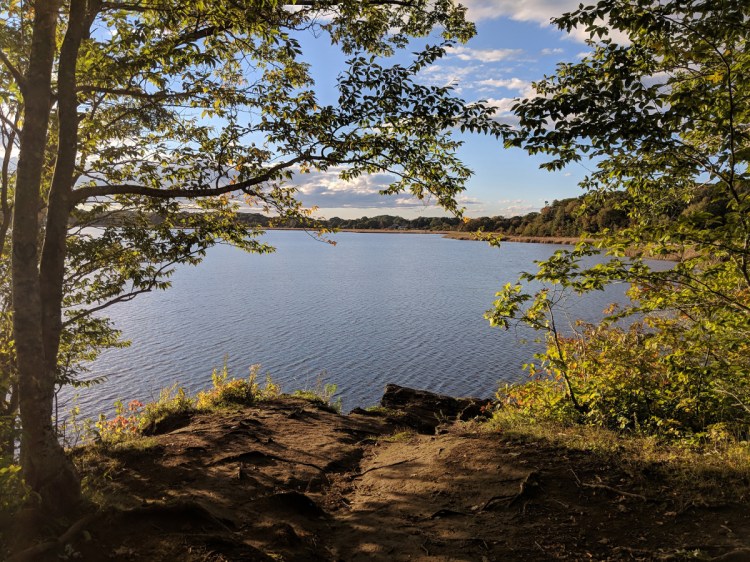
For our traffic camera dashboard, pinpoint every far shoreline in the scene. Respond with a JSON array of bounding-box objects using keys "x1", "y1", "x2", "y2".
[
  {"x1": 267, "y1": 227, "x2": 582, "y2": 245},
  {"x1": 269, "y1": 228, "x2": 683, "y2": 259}
]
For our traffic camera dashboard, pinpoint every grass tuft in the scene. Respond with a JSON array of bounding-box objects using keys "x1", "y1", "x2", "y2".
[{"x1": 290, "y1": 374, "x2": 342, "y2": 413}]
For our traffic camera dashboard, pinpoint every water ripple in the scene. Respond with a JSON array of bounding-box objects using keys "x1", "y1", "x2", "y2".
[{"x1": 60, "y1": 232, "x2": 650, "y2": 416}]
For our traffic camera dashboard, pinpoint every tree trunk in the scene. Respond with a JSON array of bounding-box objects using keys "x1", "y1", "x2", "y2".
[
  {"x1": 41, "y1": 0, "x2": 88, "y2": 374},
  {"x1": 12, "y1": 0, "x2": 81, "y2": 515}
]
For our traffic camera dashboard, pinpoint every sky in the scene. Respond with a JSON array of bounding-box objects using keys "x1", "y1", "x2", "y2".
[{"x1": 289, "y1": 0, "x2": 596, "y2": 220}]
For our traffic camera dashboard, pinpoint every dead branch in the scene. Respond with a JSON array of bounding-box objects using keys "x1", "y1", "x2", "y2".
[
  {"x1": 570, "y1": 469, "x2": 647, "y2": 501},
  {"x1": 581, "y1": 481, "x2": 648, "y2": 501}
]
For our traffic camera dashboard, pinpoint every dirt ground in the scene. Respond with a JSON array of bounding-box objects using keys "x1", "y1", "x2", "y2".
[{"x1": 13, "y1": 397, "x2": 750, "y2": 561}]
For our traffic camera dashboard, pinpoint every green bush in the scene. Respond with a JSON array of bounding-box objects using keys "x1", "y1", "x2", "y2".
[
  {"x1": 0, "y1": 463, "x2": 27, "y2": 512},
  {"x1": 141, "y1": 384, "x2": 195, "y2": 427},
  {"x1": 196, "y1": 363, "x2": 280, "y2": 409},
  {"x1": 96, "y1": 384, "x2": 194, "y2": 443},
  {"x1": 500, "y1": 322, "x2": 750, "y2": 440}
]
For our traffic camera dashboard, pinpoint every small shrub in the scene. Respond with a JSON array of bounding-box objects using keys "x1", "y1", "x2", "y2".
[
  {"x1": 382, "y1": 430, "x2": 416, "y2": 443},
  {"x1": 196, "y1": 364, "x2": 279, "y2": 410},
  {"x1": 96, "y1": 384, "x2": 194, "y2": 443},
  {"x1": 96, "y1": 399, "x2": 146, "y2": 443},
  {"x1": 141, "y1": 384, "x2": 195, "y2": 429},
  {"x1": 58, "y1": 397, "x2": 97, "y2": 449},
  {"x1": 0, "y1": 462, "x2": 27, "y2": 513},
  {"x1": 291, "y1": 375, "x2": 342, "y2": 413},
  {"x1": 493, "y1": 379, "x2": 577, "y2": 426}
]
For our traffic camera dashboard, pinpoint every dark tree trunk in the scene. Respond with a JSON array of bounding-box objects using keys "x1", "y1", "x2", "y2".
[{"x1": 12, "y1": 0, "x2": 81, "y2": 515}]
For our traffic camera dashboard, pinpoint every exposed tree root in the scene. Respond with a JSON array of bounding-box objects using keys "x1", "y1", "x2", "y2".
[
  {"x1": 211, "y1": 450, "x2": 329, "y2": 479},
  {"x1": 481, "y1": 471, "x2": 542, "y2": 511},
  {"x1": 354, "y1": 457, "x2": 418, "y2": 478},
  {"x1": 7, "y1": 513, "x2": 97, "y2": 562}
]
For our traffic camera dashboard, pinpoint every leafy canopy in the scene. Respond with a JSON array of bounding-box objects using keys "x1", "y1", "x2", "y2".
[{"x1": 487, "y1": 0, "x2": 750, "y2": 437}]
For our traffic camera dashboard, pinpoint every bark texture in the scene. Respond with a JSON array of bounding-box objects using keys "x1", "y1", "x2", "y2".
[{"x1": 11, "y1": 0, "x2": 81, "y2": 515}]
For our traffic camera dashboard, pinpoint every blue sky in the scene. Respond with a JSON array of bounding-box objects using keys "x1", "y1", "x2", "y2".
[{"x1": 289, "y1": 0, "x2": 596, "y2": 220}]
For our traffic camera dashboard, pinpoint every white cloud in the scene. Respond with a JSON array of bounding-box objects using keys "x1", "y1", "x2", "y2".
[
  {"x1": 462, "y1": 0, "x2": 631, "y2": 44},
  {"x1": 445, "y1": 45, "x2": 524, "y2": 63},
  {"x1": 493, "y1": 199, "x2": 542, "y2": 217},
  {"x1": 462, "y1": 0, "x2": 578, "y2": 25},
  {"x1": 476, "y1": 77, "x2": 529, "y2": 93},
  {"x1": 482, "y1": 96, "x2": 538, "y2": 126},
  {"x1": 419, "y1": 63, "x2": 480, "y2": 91},
  {"x1": 288, "y1": 167, "x2": 463, "y2": 211},
  {"x1": 261, "y1": 166, "x2": 489, "y2": 217},
  {"x1": 541, "y1": 47, "x2": 564, "y2": 55}
]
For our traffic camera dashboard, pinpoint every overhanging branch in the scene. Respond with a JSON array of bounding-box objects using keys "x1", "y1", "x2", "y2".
[{"x1": 70, "y1": 155, "x2": 305, "y2": 204}]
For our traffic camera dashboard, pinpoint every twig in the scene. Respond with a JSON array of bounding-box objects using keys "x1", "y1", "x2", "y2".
[
  {"x1": 480, "y1": 493, "x2": 516, "y2": 511},
  {"x1": 570, "y1": 469, "x2": 647, "y2": 501},
  {"x1": 580, "y1": 482, "x2": 647, "y2": 501},
  {"x1": 570, "y1": 468, "x2": 583, "y2": 485}
]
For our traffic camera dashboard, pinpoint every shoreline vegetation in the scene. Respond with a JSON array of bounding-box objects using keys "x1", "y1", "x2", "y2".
[{"x1": 4, "y1": 375, "x2": 749, "y2": 561}]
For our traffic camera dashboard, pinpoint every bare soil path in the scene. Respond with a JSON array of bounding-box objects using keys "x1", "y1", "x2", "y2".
[{"x1": 16, "y1": 394, "x2": 750, "y2": 561}]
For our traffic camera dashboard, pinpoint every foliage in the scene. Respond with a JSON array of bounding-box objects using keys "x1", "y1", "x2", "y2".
[
  {"x1": 485, "y1": 412, "x2": 750, "y2": 500},
  {"x1": 0, "y1": 463, "x2": 26, "y2": 513},
  {"x1": 96, "y1": 385, "x2": 195, "y2": 444},
  {"x1": 58, "y1": 398, "x2": 97, "y2": 449},
  {"x1": 96, "y1": 399, "x2": 148, "y2": 444},
  {"x1": 494, "y1": 379, "x2": 577, "y2": 426},
  {"x1": 196, "y1": 363, "x2": 280, "y2": 409},
  {"x1": 488, "y1": 0, "x2": 750, "y2": 442},
  {"x1": 497, "y1": 323, "x2": 750, "y2": 438},
  {"x1": 184, "y1": 194, "x2": 632, "y2": 236},
  {"x1": 291, "y1": 375, "x2": 342, "y2": 413},
  {"x1": 382, "y1": 430, "x2": 416, "y2": 443},
  {"x1": 140, "y1": 385, "x2": 195, "y2": 427}
]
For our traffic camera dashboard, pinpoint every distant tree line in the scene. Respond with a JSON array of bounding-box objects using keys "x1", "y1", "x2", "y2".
[
  {"x1": 322, "y1": 187, "x2": 726, "y2": 237},
  {"x1": 235, "y1": 193, "x2": 635, "y2": 236},
  {"x1": 88, "y1": 187, "x2": 728, "y2": 239}
]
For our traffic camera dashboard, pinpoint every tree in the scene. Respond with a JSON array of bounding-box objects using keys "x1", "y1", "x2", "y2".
[
  {"x1": 1, "y1": 0, "x2": 504, "y2": 514},
  {"x1": 488, "y1": 0, "x2": 750, "y2": 434}
]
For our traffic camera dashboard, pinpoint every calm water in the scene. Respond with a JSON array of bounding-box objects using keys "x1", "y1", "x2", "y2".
[{"x1": 62, "y1": 231, "x2": 636, "y2": 415}]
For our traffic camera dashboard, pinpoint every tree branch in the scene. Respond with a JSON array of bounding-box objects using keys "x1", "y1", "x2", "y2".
[
  {"x1": 0, "y1": 111, "x2": 22, "y2": 137},
  {"x1": 70, "y1": 155, "x2": 305, "y2": 203},
  {"x1": 0, "y1": 48, "x2": 25, "y2": 91}
]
